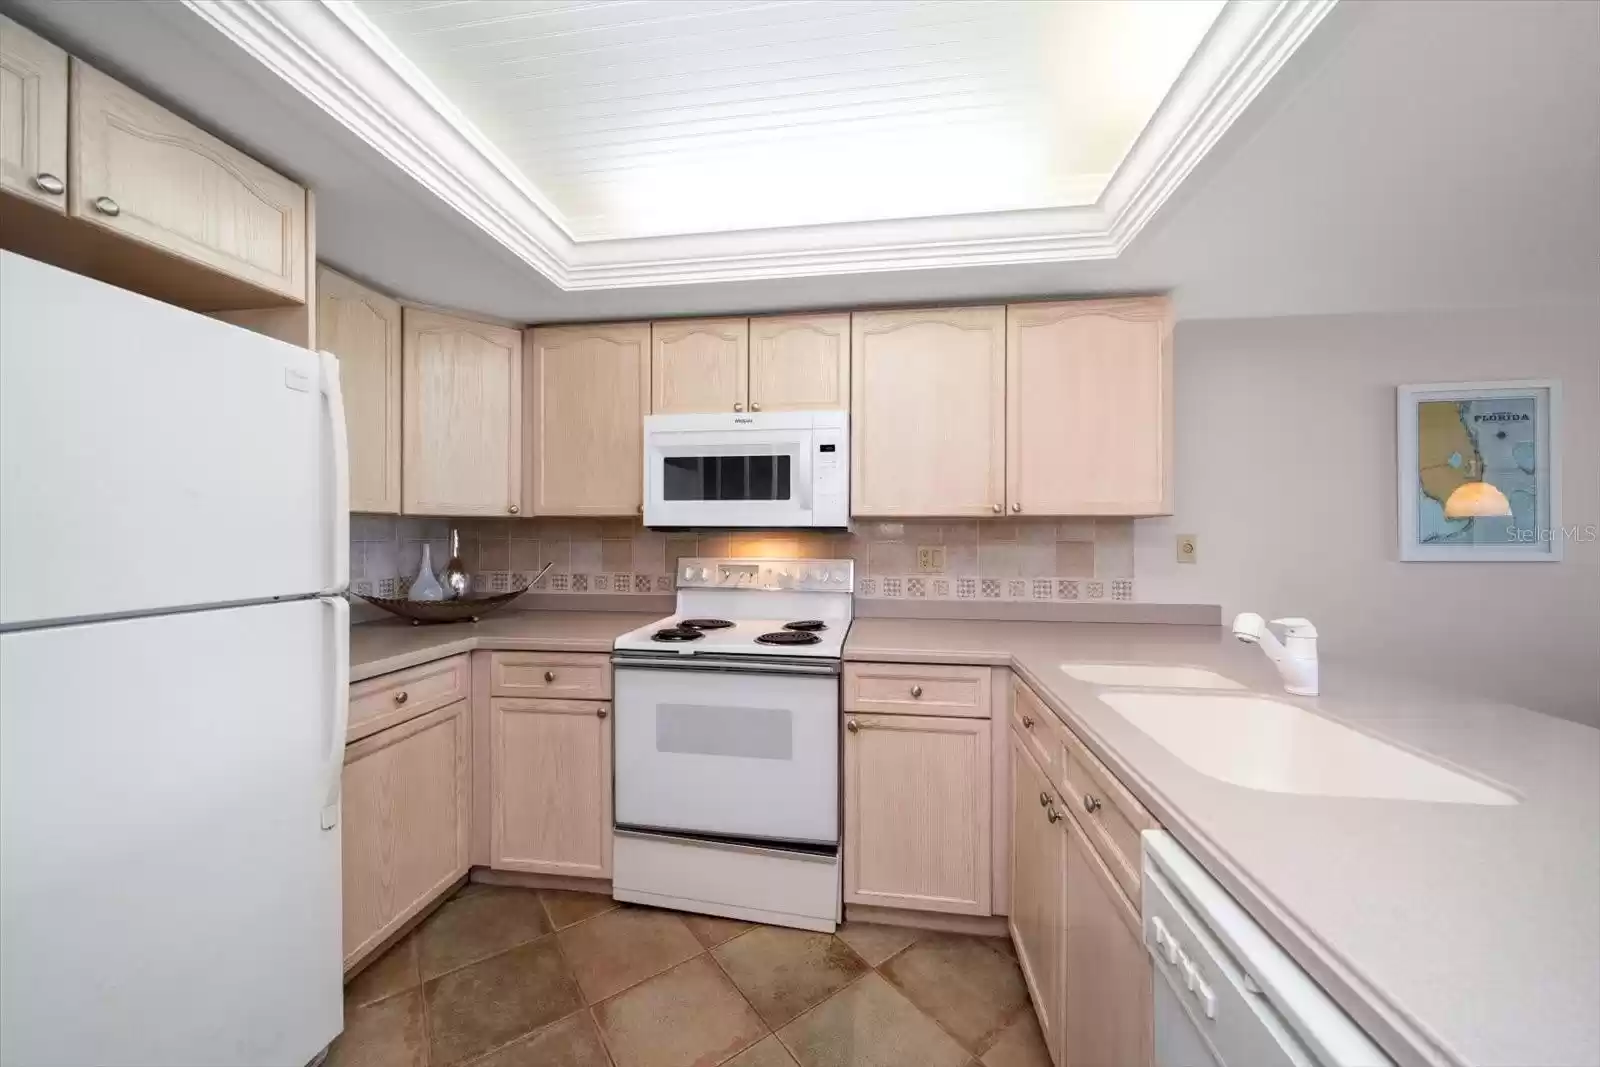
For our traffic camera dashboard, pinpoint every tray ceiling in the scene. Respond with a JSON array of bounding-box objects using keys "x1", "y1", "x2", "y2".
[
  {"x1": 185, "y1": 0, "x2": 1334, "y2": 289},
  {"x1": 352, "y1": 0, "x2": 1224, "y2": 240}
]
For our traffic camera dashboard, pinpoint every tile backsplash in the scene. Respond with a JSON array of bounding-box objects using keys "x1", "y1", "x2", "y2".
[{"x1": 352, "y1": 516, "x2": 1136, "y2": 604}]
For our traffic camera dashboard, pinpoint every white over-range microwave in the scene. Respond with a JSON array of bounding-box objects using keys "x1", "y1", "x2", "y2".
[{"x1": 642, "y1": 411, "x2": 849, "y2": 529}]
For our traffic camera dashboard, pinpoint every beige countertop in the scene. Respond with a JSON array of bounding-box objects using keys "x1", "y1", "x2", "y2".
[
  {"x1": 349, "y1": 611, "x2": 658, "y2": 681},
  {"x1": 846, "y1": 618, "x2": 1600, "y2": 1067}
]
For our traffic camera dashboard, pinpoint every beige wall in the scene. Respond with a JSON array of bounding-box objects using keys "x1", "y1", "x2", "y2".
[{"x1": 1134, "y1": 305, "x2": 1600, "y2": 725}]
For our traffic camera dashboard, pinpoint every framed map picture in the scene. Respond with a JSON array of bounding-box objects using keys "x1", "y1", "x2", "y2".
[{"x1": 1397, "y1": 380, "x2": 1561, "y2": 561}]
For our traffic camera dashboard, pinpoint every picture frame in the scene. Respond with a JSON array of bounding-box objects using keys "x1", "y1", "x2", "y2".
[{"x1": 1396, "y1": 379, "x2": 1561, "y2": 562}]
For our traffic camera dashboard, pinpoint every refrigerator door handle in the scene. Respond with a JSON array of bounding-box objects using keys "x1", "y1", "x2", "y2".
[
  {"x1": 318, "y1": 350, "x2": 350, "y2": 596},
  {"x1": 320, "y1": 594, "x2": 350, "y2": 830}
]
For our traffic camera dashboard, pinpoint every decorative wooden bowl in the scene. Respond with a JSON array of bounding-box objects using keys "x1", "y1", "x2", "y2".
[{"x1": 356, "y1": 580, "x2": 530, "y2": 625}]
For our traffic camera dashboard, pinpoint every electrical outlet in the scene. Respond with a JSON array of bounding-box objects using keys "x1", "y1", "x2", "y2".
[
  {"x1": 1176, "y1": 534, "x2": 1198, "y2": 564},
  {"x1": 916, "y1": 546, "x2": 947, "y2": 572}
]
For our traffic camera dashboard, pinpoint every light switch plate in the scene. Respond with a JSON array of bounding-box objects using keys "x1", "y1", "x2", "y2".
[
  {"x1": 916, "y1": 546, "x2": 947, "y2": 572},
  {"x1": 1177, "y1": 534, "x2": 1198, "y2": 564}
]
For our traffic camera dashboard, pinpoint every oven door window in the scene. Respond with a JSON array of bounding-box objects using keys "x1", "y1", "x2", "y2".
[
  {"x1": 662, "y1": 454, "x2": 793, "y2": 502},
  {"x1": 612, "y1": 668, "x2": 838, "y2": 846}
]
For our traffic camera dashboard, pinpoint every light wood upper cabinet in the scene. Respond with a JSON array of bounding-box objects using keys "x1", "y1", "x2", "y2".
[
  {"x1": 342, "y1": 699, "x2": 470, "y2": 971},
  {"x1": 651, "y1": 317, "x2": 749, "y2": 413},
  {"x1": 489, "y1": 697, "x2": 612, "y2": 878},
  {"x1": 1062, "y1": 808, "x2": 1153, "y2": 1067},
  {"x1": 844, "y1": 712, "x2": 991, "y2": 915},
  {"x1": 69, "y1": 60, "x2": 307, "y2": 302},
  {"x1": 851, "y1": 306, "x2": 1006, "y2": 517},
  {"x1": 0, "y1": 15, "x2": 67, "y2": 212},
  {"x1": 1007, "y1": 297, "x2": 1173, "y2": 516},
  {"x1": 319, "y1": 267, "x2": 401, "y2": 513},
  {"x1": 1009, "y1": 732, "x2": 1065, "y2": 1057},
  {"x1": 402, "y1": 308, "x2": 522, "y2": 516},
  {"x1": 525, "y1": 322, "x2": 650, "y2": 515},
  {"x1": 749, "y1": 313, "x2": 850, "y2": 412}
]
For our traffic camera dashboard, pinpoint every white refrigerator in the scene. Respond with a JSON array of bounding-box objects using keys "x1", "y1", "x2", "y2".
[{"x1": 0, "y1": 251, "x2": 350, "y2": 1067}]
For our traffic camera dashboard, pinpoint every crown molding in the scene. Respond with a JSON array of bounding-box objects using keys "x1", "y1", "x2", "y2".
[{"x1": 185, "y1": 0, "x2": 1336, "y2": 292}]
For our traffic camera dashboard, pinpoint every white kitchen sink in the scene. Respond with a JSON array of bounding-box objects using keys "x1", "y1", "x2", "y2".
[
  {"x1": 1098, "y1": 692, "x2": 1517, "y2": 805},
  {"x1": 1060, "y1": 663, "x2": 1245, "y2": 690}
]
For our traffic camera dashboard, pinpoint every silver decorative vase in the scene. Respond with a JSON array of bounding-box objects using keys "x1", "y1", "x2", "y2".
[{"x1": 439, "y1": 528, "x2": 471, "y2": 600}]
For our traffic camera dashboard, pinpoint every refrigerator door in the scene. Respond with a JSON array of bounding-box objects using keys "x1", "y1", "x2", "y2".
[
  {"x1": 0, "y1": 252, "x2": 346, "y2": 629},
  {"x1": 0, "y1": 598, "x2": 347, "y2": 1067}
]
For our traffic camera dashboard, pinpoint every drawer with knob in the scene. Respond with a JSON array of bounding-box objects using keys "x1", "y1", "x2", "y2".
[
  {"x1": 1056, "y1": 716, "x2": 1156, "y2": 901},
  {"x1": 490, "y1": 651, "x2": 611, "y2": 700},
  {"x1": 843, "y1": 662, "x2": 991, "y2": 718},
  {"x1": 348, "y1": 654, "x2": 470, "y2": 741},
  {"x1": 1010, "y1": 676, "x2": 1063, "y2": 779}
]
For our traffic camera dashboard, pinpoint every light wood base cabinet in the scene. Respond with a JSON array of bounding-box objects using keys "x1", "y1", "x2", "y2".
[
  {"x1": 342, "y1": 699, "x2": 470, "y2": 972},
  {"x1": 489, "y1": 697, "x2": 612, "y2": 878},
  {"x1": 1009, "y1": 731, "x2": 1065, "y2": 1054},
  {"x1": 843, "y1": 712, "x2": 991, "y2": 915}
]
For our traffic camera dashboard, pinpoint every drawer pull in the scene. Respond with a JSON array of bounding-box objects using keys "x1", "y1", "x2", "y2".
[
  {"x1": 92, "y1": 195, "x2": 120, "y2": 216},
  {"x1": 846, "y1": 719, "x2": 859, "y2": 733},
  {"x1": 1022, "y1": 715, "x2": 1034, "y2": 729},
  {"x1": 597, "y1": 707, "x2": 608, "y2": 719},
  {"x1": 909, "y1": 685, "x2": 923, "y2": 699},
  {"x1": 544, "y1": 670, "x2": 556, "y2": 683},
  {"x1": 1039, "y1": 791, "x2": 1051, "y2": 808},
  {"x1": 393, "y1": 691, "x2": 409, "y2": 706},
  {"x1": 1046, "y1": 807, "x2": 1063, "y2": 824},
  {"x1": 1083, "y1": 794, "x2": 1102, "y2": 814},
  {"x1": 33, "y1": 173, "x2": 64, "y2": 196}
]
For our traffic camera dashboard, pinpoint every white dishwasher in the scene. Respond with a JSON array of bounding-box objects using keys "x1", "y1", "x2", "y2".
[{"x1": 1142, "y1": 831, "x2": 1393, "y2": 1067}]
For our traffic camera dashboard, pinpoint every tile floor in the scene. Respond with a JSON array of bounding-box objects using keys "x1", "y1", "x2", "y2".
[{"x1": 332, "y1": 883, "x2": 1052, "y2": 1067}]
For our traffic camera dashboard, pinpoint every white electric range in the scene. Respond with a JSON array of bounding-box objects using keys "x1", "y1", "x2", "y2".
[{"x1": 610, "y1": 557, "x2": 853, "y2": 932}]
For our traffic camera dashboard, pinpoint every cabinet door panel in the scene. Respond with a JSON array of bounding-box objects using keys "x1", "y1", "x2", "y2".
[
  {"x1": 526, "y1": 322, "x2": 650, "y2": 515},
  {"x1": 1063, "y1": 812, "x2": 1152, "y2": 1067},
  {"x1": 1007, "y1": 298, "x2": 1173, "y2": 516},
  {"x1": 69, "y1": 61, "x2": 307, "y2": 301},
  {"x1": 844, "y1": 713, "x2": 990, "y2": 914},
  {"x1": 319, "y1": 267, "x2": 401, "y2": 514},
  {"x1": 1009, "y1": 733, "x2": 1064, "y2": 1056},
  {"x1": 651, "y1": 317, "x2": 749, "y2": 414},
  {"x1": 0, "y1": 14, "x2": 68, "y2": 211},
  {"x1": 748, "y1": 313, "x2": 849, "y2": 411},
  {"x1": 342, "y1": 700, "x2": 470, "y2": 970},
  {"x1": 851, "y1": 307, "x2": 1005, "y2": 517},
  {"x1": 490, "y1": 698, "x2": 612, "y2": 878},
  {"x1": 402, "y1": 308, "x2": 522, "y2": 516}
]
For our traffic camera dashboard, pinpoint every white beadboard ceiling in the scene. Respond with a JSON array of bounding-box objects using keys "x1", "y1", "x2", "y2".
[{"x1": 352, "y1": 0, "x2": 1224, "y2": 240}]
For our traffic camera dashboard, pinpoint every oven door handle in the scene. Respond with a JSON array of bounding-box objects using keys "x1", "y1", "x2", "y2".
[{"x1": 611, "y1": 654, "x2": 841, "y2": 677}]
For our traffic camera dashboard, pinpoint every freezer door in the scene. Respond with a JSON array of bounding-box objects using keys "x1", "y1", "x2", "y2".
[
  {"x1": 0, "y1": 599, "x2": 345, "y2": 1067},
  {"x1": 0, "y1": 252, "x2": 345, "y2": 628}
]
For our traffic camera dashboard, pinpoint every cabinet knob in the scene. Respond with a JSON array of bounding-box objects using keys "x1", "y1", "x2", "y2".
[
  {"x1": 1083, "y1": 794, "x2": 1102, "y2": 814},
  {"x1": 393, "y1": 691, "x2": 408, "y2": 706},
  {"x1": 846, "y1": 719, "x2": 859, "y2": 733},
  {"x1": 909, "y1": 685, "x2": 923, "y2": 698},
  {"x1": 92, "y1": 195, "x2": 120, "y2": 217},
  {"x1": 991, "y1": 504, "x2": 1002, "y2": 514},
  {"x1": 32, "y1": 173, "x2": 63, "y2": 196},
  {"x1": 1012, "y1": 502, "x2": 1022, "y2": 513},
  {"x1": 543, "y1": 670, "x2": 556, "y2": 683},
  {"x1": 597, "y1": 707, "x2": 608, "y2": 719},
  {"x1": 750, "y1": 402, "x2": 761, "y2": 412},
  {"x1": 734, "y1": 403, "x2": 744, "y2": 412},
  {"x1": 508, "y1": 504, "x2": 520, "y2": 514},
  {"x1": 1038, "y1": 791, "x2": 1050, "y2": 808},
  {"x1": 1046, "y1": 807, "x2": 1063, "y2": 824},
  {"x1": 1022, "y1": 715, "x2": 1034, "y2": 729}
]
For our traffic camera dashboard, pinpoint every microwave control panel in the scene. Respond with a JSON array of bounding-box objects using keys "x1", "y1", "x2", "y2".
[{"x1": 809, "y1": 414, "x2": 848, "y2": 527}]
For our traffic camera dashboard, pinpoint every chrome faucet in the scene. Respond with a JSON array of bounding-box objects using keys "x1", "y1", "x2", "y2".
[{"x1": 1232, "y1": 613, "x2": 1319, "y2": 696}]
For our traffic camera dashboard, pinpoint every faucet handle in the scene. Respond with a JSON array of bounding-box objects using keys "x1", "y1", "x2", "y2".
[{"x1": 1270, "y1": 617, "x2": 1318, "y2": 638}]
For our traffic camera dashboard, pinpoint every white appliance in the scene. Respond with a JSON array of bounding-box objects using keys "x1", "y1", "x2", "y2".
[
  {"x1": 611, "y1": 557, "x2": 854, "y2": 931},
  {"x1": 0, "y1": 252, "x2": 349, "y2": 1067},
  {"x1": 642, "y1": 410, "x2": 849, "y2": 529},
  {"x1": 1142, "y1": 831, "x2": 1392, "y2": 1067}
]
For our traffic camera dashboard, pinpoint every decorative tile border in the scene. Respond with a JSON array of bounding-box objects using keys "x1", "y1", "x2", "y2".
[{"x1": 853, "y1": 574, "x2": 1134, "y2": 602}]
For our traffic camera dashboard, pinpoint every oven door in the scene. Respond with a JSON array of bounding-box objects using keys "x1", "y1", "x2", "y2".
[
  {"x1": 644, "y1": 418, "x2": 813, "y2": 528},
  {"x1": 612, "y1": 657, "x2": 839, "y2": 847}
]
